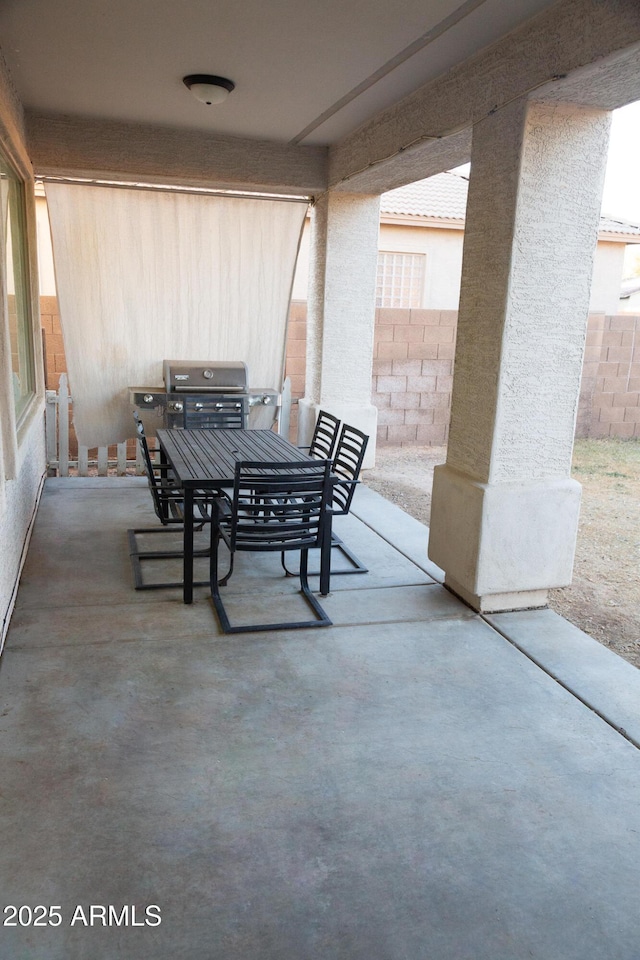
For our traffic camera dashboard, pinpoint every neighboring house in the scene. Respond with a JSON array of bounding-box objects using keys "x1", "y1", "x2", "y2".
[
  {"x1": 293, "y1": 172, "x2": 640, "y2": 314},
  {"x1": 619, "y1": 275, "x2": 640, "y2": 312}
]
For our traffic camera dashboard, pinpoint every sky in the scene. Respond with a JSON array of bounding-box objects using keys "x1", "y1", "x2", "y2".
[{"x1": 600, "y1": 99, "x2": 640, "y2": 224}]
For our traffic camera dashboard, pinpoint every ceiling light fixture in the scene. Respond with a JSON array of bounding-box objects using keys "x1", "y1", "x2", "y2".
[{"x1": 183, "y1": 74, "x2": 235, "y2": 105}]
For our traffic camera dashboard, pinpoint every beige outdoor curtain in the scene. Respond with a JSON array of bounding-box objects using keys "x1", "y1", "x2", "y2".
[{"x1": 45, "y1": 183, "x2": 307, "y2": 447}]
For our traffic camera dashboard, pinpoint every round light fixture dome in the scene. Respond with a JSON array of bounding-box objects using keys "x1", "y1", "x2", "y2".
[{"x1": 183, "y1": 74, "x2": 235, "y2": 105}]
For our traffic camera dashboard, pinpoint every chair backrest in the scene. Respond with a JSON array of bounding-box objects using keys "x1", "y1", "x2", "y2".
[
  {"x1": 133, "y1": 411, "x2": 181, "y2": 522},
  {"x1": 183, "y1": 395, "x2": 248, "y2": 429},
  {"x1": 308, "y1": 410, "x2": 340, "y2": 460},
  {"x1": 330, "y1": 423, "x2": 369, "y2": 515},
  {"x1": 228, "y1": 459, "x2": 332, "y2": 553},
  {"x1": 133, "y1": 411, "x2": 157, "y2": 484}
]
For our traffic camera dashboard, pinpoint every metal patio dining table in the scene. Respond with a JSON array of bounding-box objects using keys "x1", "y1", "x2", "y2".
[{"x1": 156, "y1": 427, "x2": 333, "y2": 604}]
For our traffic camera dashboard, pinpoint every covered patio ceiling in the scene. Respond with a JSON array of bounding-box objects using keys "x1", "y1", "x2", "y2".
[
  {"x1": 2, "y1": 0, "x2": 638, "y2": 198},
  {"x1": 0, "y1": 0, "x2": 558, "y2": 147}
]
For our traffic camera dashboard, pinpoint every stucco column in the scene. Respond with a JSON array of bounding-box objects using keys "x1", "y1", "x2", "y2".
[
  {"x1": 429, "y1": 99, "x2": 611, "y2": 612},
  {"x1": 299, "y1": 191, "x2": 380, "y2": 466}
]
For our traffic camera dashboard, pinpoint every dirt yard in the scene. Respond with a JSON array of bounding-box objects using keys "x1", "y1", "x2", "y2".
[{"x1": 362, "y1": 439, "x2": 640, "y2": 669}]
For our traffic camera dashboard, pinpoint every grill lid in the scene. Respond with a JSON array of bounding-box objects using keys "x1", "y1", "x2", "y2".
[{"x1": 163, "y1": 360, "x2": 248, "y2": 393}]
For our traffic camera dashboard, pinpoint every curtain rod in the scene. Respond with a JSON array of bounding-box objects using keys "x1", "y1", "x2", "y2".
[{"x1": 37, "y1": 176, "x2": 313, "y2": 204}]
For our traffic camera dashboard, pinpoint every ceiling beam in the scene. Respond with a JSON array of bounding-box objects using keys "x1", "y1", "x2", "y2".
[
  {"x1": 26, "y1": 113, "x2": 328, "y2": 196},
  {"x1": 329, "y1": 0, "x2": 640, "y2": 194}
]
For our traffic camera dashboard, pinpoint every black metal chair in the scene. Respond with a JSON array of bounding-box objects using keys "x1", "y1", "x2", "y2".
[
  {"x1": 127, "y1": 412, "x2": 212, "y2": 590},
  {"x1": 183, "y1": 395, "x2": 248, "y2": 429},
  {"x1": 282, "y1": 421, "x2": 369, "y2": 578},
  {"x1": 210, "y1": 459, "x2": 333, "y2": 633},
  {"x1": 306, "y1": 409, "x2": 341, "y2": 460}
]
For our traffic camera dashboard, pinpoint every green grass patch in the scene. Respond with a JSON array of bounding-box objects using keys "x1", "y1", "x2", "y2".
[{"x1": 571, "y1": 438, "x2": 640, "y2": 479}]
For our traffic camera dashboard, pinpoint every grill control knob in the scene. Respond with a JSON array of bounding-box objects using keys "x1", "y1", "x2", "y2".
[
  {"x1": 143, "y1": 394, "x2": 155, "y2": 404},
  {"x1": 170, "y1": 401, "x2": 183, "y2": 413},
  {"x1": 203, "y1": 369, "x2": 214, "y2": 379},
  {"x1": 260, "y1": 394, "x2": 271, "y2": 404},
  {"x1": 195, "y1": 402, "x2": 204, "y2": 411}
]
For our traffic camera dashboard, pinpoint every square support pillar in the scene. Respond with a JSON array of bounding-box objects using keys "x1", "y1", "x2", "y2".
[
  {"x1": 300, "y1": 191, "x2": 380, "y2": 466},
  {"x1": 429, "y1": 99, "x2": 611, "y2": 611}
]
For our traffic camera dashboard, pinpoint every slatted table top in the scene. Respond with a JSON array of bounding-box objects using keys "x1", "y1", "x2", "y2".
[{"x1": 156, "y1": 428, "x2": 312, "y2": 488}]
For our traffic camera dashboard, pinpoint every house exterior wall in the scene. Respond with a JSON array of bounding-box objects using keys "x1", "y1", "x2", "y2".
[
  {"x1": 1, "y1": 426, "x2": 46, "y2": 647},
  {"x1": 294, "y1": 218, "x2": 466, "y2": 310},
  {"x1": 0, "y1": 62, "x2": 47, "y2": 650},
  {"x1": 590, "y1": 241, "x2": 627, "y2": 313},
  {"x1": 291, "y1": 214, "x2": 631, "y2": 313},
  {"x1": 374, "y1": 223, "x2": 464, "y2": 311}
]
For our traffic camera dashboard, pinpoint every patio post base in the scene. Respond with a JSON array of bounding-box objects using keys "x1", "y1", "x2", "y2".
[
  {"x1": 428, "y1": 465, "x2": 582, "y2": 613},
  {"x1": 444, "y1": 577, "x2": 549, "y2": 615}
]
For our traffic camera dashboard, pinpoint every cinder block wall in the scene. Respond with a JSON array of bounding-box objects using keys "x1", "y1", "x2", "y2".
[
  {"x1": 577, "y1": 313, "x2": 640, "y2": 438},
  {"x1": 40, "y1": 295, "x2": 66, "y2": 389},
  {"x1": 40, "y1": 297, "x2": 640, "y2": 446},
  {"x1": 284, "y1": 301, "x2": 307, "y2": 440},
  {"x1": 372, "y1": 307, "x2": 456, "y2": 446},
  {"x1": 285, "y1": 304, "x2": 457, "y2": 446}
]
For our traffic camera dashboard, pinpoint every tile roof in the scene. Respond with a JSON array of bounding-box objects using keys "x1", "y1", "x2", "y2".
[
  {"x1": 381, "y1": 172, "x2": 468, "y2": 220},
  {"x1": 381, "y1": 172, "x2": 640, "y2": 238},
  {"x1": 599, "y1": 215, "x2": 640, "y2": 237}
]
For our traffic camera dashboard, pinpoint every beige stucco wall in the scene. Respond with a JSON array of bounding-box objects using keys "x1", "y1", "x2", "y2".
[
  {"x1": 293, "y1": 217, "x2": 465, "y2": 309},
  {"x1": 0, "y1": 61, "x2": 47, "y2": 650},
  {"x1": 590, "y1": 240, "x2": 627, "y2": 313},
  {"x1": 1, "y1": 426, "x2": 47, "y2": 647},
  {"x1": 377, "y1": 223, "x2": 464, "y2": 310}
]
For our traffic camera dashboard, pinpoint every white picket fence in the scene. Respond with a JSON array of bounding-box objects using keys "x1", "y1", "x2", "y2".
[
  {"x1": 45, "y1": 374, "x2": 143, "y2": 477},
  {"x1": 44, "y1": 373, "x2": 294, "y2": 477}
]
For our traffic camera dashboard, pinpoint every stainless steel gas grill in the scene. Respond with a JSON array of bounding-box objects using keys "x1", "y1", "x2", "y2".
[
  {"x1": 164, "y1": 360, "x2": 249, "y2": 428},
  {"x1": 129, "y1": 360, "x2": 280, "y2": 433}
]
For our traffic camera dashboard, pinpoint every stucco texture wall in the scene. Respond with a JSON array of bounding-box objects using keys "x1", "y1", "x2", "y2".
[
  {"x1": 1, "y1": 422, "x2": 46, "y2": 644},
  {"x1": 0, "y1": 56, "x2": 47, "y2": 648}
]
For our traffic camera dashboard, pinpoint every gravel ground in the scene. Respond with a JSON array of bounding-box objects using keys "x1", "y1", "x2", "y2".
[{"x1": 362, "y1": 439, "x2": 640, "y2": 669}]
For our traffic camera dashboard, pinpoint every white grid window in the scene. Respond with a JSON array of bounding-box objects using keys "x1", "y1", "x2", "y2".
[{"x1": 376, "y1": 251, "x2": 425, "y2": 308}]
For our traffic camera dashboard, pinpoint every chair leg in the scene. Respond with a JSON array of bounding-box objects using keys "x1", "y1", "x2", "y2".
[
  {"x1": 327, "y1": 532, "x2": 369, "y2": 574},
  {"x1": 280, "y1": 532, "x2": 369, "y2": 579},
  {"x1": 210, "y1": 547, "x2": 332, "y2": 634},
  {"x1": 127, "y1": 527, "x2": 210, "y2": 591},
  {"x1": 299, "y1": 550, "x2": 332, "y2": 625},
  {"x1": 209, "y1": 529, "x2": 233, "y2": 633}
]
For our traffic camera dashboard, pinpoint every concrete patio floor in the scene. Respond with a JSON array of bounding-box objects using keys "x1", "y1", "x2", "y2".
[{"x1": 2, "y1": 477, "x2": 640, "y2": 959}]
